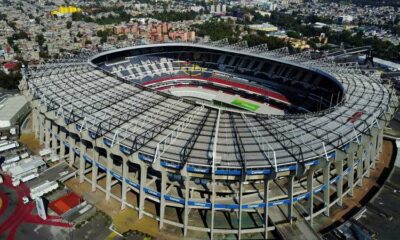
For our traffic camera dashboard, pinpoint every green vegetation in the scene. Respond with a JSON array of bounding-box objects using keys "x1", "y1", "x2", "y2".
[
  {"x1": 35, "y1": 34, "x2": 45, "y2": 46},
  {"x1": 0, "y1": 70, "x2": 22, "y2": 89},
  {"x1": 122, "y1": 229, "x2": 154, "y2": 240},
  {"x1": 7, "y1": 31, "x2": 30, "y2": 45},
  {"x1": 193, "y1": 19, "x2": 288, "y2": 50},
  {"x1": 257, "y1": 11, "x2": 400, "y2": 61},
  {"x1": 72, "y1": 12, "x2": 131, "y2": 25},
  {"x1": 39, "y1": 50, "x2": 50, "y2": 59},
  {"x1": 71, "y1": 7, "x2": 131, "y2": 25},
  {"x1": 97, "y1": 29, "x2": 112, "y2": 44},
  {"x1": 140, "y1": 11, "x2": 200, "y2": 22},
  {"x1": 192, "y1": 20, "x2": 236, "y2": 41},
  {"x1": 242, "y1": 34, "x2": 288, "y2": 49},
  {"x1": 71, "y1": 12, "x2": 91, "y2": 22}
]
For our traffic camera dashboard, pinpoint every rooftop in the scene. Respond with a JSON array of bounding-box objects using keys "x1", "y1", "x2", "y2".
[{"x1": 0, "y1": 94, "x2": 29, "y2": 128}]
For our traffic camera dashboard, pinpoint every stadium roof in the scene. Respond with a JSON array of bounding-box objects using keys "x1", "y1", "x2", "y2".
[{"x1": 22, "y1": 42, "x2": 398, "y2": 171}]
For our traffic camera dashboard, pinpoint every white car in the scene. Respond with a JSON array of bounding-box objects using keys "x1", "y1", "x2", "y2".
[
  {"x1": 22, "y1": 196, "x2": 30, "y2": 204},
  {"x1": 59, "y1": 171, "x2": 69, "y2": 177},
  {"x1": 12, "y1": 179, "x2": 20, "y2": 187}
]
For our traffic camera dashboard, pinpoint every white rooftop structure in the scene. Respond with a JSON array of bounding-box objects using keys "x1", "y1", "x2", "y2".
[
  {"x1": 0, "y1": 94, "x2": 30, "y2": 129},
  {"x1": 7, "y1": 156, "x2": 46, "y2": 179},
  {"x1": 248, "y1": 23, "x2": 278, "y2": 32},
  {"x1": 359, "y1": 56, "x2": 400, "y2": 71}
]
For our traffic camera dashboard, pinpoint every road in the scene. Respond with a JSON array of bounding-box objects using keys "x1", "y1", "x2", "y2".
[{"x1": 0, "y1": 175, "x2": 72, "y2": 240}]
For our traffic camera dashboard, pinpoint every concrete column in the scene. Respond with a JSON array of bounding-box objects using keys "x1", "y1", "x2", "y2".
[
  {"x1": 121, "y1": 156, "x2": 129, "y2": 210},
  {"x1": 39, "y1": 113, "x2": 45, "y2": 144},
  {"x1": 323, "y1": 162, "x2": 331, "y2": 217},
  {"x1": 355, "y1": 138, "x2": 364, "y2": 187},
  {"x1": 51, "y1": 123, "x2": 58, "y2": 151},
  {"x1": 357, "y1": 133, "x2": 369, "y2": 181},
  {"x1": 159, "y1": 170, "x2": 167, "y2": 229},
  {"x1": 59, "y1": 131, "x2": 67, "y2": 159},
  {"x1": 91, "y1": 148, "x2": 99, "y2": 192},
  {"x1": 370, "y1": 128, "x2": 378, "y2": 169},
  {"x1": 32, "y1": 109, "x2": 39, "y2": 139},
  {"x1": 365, "y1": 145, "x2": 371, "y2": 177},
  {"x1": 139, "y1": 164, "x2": 148, "y2": 219},
  {"x1": 183, "y1": 176, "x2": 190, "y2": 236},
  {"x1": 347, "y1": 152, "x2": 355, "y2": 197},
  {"x1": 238, "y1": 181, "x2": 243, "y2": 240},
  {"x1": 307, "y1": 167, "x2": 315, "y2": 225},
  {"x1": 335, "y1": 160, "x2": 344, "y2": 207},
  {"x1": 210, "y1": 178, "x2": 216, "y2": 240},
  {"x1": 68, "y1": 135, "x2": 75, "y2": 166},
  {"x1": 105, "y1": 152, "x2": 113, "y2": 201},
  {"x1": 264, "y1": 178, "x2": 270, "y2": 239},
  {"x1": 357, "y1": 155, "x2": 364, "y2": 187},
  {"x1": 377, "y1": 127, "x2": 384, "y2": 155},
  {"x1": 79, "y1": 143, "x2": 86, "y2": 183},
  {"x1": 44, "y1": 119, "x2": 51, "y2": 148},
  {"x1": 287, "y1": 175, "x2": 294, "y2": 224}
]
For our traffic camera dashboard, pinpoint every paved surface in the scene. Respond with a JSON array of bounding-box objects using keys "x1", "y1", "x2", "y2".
[
  {"x1": 271, "y1": 204, "x2": 319, "y2": 240},
  {"x1": 0, "y1": 175, "x2": 72, "y2": 240},
  {"x1": 72, "y1": 213, "x2": 112, "y2": 240},
  {"x1": 356, "y1": 167, "x2": 400, "y2": 239}
]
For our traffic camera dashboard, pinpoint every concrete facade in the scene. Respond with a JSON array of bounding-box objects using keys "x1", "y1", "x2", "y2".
[{"x1": 27, "y1": 97, "x2": 396, "y2": 239}]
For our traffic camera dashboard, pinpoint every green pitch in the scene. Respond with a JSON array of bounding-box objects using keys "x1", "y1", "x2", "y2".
[{"x1": 231, "y1": 99, "x2": 260, "y2": 111}]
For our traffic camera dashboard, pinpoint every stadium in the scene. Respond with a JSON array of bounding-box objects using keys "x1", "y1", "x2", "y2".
[{"x1": 20, "y1": 41, "x2": 398, "y2": 239}]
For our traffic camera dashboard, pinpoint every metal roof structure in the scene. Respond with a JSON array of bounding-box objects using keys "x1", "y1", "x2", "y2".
[{"x1": 21, "y1": 42, "x2": 398, "y2": 173}]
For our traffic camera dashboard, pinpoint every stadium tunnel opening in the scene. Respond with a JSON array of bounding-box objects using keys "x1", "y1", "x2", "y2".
[{"x1": 91, "y1": 44, "x2": 345, "y2": 114}]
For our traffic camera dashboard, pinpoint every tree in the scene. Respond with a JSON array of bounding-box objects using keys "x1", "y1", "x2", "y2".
[
  {"x1": 12, "y1": 45, "x2": 20, "y2": 53},
  {"x1": 144, "y1": 11, "x2": 199, "y2": 22},
  {"x1": 286, "y1": 30, "x2": 301, "y2": 39},
  {"x1": 97, "y1": 29, "x2": 112, "y2": 44},
  {"x1": 0, "y1": 70, "x2": 22, "y2": 90},
  {"x1": 14, "y1": 31, "x2": 29, "y2": 40},
  {"x1": 35, "y1": 34, "x2": 45, "y2": 46},
  {"x1": 242, "y1": 34, "x2": 287, "y2": 49},
  {"x1": 39, "y1": 50, "x2": 49, "y2": 58},
  {"x1": 192, "y1": 20, "x2": 235, "y2": 41},
  {"x1": 7, "y1": 37, "x2": 13, "y2": 46}
]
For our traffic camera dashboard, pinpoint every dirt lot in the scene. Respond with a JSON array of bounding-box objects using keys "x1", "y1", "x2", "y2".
[
  {"x1": 65, "y1": 176, "x2": 161, "y2": 238},
  {"x1": 19, "y1": 133, "x2": 41, "y2": 155},
  {"x1": 19, "y1": 113, "x2": 42, "y2": 155}
]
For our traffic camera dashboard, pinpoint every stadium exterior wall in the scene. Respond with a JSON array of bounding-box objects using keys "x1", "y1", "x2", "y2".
[{"x1": 28, "y1": 98, "x2": 391, "y2": 239}]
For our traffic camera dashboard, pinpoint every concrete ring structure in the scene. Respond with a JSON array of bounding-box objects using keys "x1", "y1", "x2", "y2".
[{"x1": 20, "y1": 40, "x2": 398, "y2": 239}]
